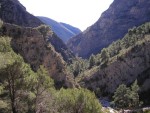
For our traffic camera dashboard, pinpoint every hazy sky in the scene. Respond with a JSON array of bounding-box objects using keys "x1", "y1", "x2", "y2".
[{"x1": 18, "y1": 0, "x2": 113, "y2": 31}]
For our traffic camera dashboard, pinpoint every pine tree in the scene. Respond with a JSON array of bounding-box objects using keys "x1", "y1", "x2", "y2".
[
  {"x1": 73, "y1": 62, "x2": 81, "y2": 77},
  {"x1": 0, "y1": 36, "x2": 37, "y2": 112},
  {"x1": 113, "y1": 81, "x2": 142, "y2": 110},
  {"x1": 100, "y1": 48, "x2": 109, "y2": 69},
  {"x1": 0, "y1": 58, "x2": 34, "y2": 113},
  {"x1": 33, "y1": 65, "x2": 54, "y2": 112},
  {"x1": 130, "y1": 80, "x2": 141, "y2": 108},
  {"x1": 89, "y1": 54, "x2": 95, "y2": 68},
  {"x1": 113, "y1": 84, "x2": 131, "y2": 109}
]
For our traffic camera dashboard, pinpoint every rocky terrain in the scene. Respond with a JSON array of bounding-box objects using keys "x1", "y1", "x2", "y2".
[
  {"x1": 0, "y1": 0, "x2": 76, "y2": 88},
  {"x1": 38, "y1": 16, "x2": 81, "y2": 43},
  {"x1": 0, "y1": 0, "x2": 43, "y2": 27},
  {"x1": 0, "y1": 22, "x2": 75, "y2": 88},
  {"x1": 67, "y1": 0, "x2": 150, "y2": 58}
]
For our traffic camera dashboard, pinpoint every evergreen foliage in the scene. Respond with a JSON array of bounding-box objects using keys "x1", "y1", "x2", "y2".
[
  {"x1": 36, "y1": 24, "x2": 51, "y2": 38},
  {"x1": 89, "y1": 54, "x2": 95, "y2": 68},
  {"x1": 113, "y1": 84, "x2": 131, "y2": 109},
  {"x1": 113, "y1": 80, "x2": 142, "y2": 110}
]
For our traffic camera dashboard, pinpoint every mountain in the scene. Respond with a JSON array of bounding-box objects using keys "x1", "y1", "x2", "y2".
[
  {"x1": 0, "y1": 22, "x2": 75, "y2": 88},
  {"x1": 67, "y1": 0, "x2": 150, "y2": 58},
  {"x1": 77, "y1": 22, "x2": 150, "y2": 105},
  {"x1": 0, "y1": 0, "x2": 43, "y2": 27},
  {"x1": 0, "y1": 0, "x2": 75, "y2": 62},
  {"x1": 37, "y1": 16, "x2": 81, "y2": 43},
  {"x1": 0, "y1": 0, "x2": 76, "y2": 87}
]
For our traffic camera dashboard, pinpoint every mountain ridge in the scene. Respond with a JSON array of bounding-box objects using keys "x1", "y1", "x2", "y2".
[{"x1": 67, "y1": 0, "x2": 150, "y2": 58}]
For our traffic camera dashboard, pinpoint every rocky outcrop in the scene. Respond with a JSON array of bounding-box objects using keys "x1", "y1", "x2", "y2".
[
  {"x1": 0, "y1": 0, "x2": 43, "y2": 27},
  {"x1": 38, "y1": 16, "x2": 81, "y2": 43},
  {"x1": 47, "y1": 32, "x2": 75, "y2": 62},
  {"x1": 67, "y1": 0, "x2": 150, "y2": 58},
  {"x1": 0, "y1": 22, "x2": 75, "y2": 88}
]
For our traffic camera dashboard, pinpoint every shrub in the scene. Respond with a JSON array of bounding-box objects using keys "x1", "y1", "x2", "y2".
[{"x1": 55, "y1": 88, "x2": 103, "y2": 113}]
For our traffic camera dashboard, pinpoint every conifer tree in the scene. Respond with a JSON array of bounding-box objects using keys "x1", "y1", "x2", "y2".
[
  {"x1": 89, "y1": 54, "x2": 95, "y2": 68},
  {"x1": 113, "y1": 84, "x2": 131, "y2": 109}
]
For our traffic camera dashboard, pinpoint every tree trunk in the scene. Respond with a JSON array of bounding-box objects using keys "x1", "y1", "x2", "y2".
[{"x1": 12, "y1": 105, "x2": 17, "y2": 113}]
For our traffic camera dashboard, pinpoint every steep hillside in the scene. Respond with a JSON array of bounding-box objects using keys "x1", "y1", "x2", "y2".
[
  {"x1": 0, "y1": 22, "x2": 75, "y2": 88},
  {"x1": 38, "y1": 16, "x2": 81, "y2": 43},
  {"x1": 0, "y1": 0, "x2": 43, "y2": 27},
  {"x1": 67, "y1": 0, "x2": 150, "y2": 58},
  {"x1": 47, "y1": 32, "x2": 75, "y2": 63},
  {"x1": 77, "y1": 22, "x2": 150, "y2": 105}
]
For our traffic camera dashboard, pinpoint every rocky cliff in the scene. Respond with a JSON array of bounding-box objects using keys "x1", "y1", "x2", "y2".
[
  {"x1": 67, "y1": 0, "x2": 150, "y2": 58},
  {"x1": 0, "y1": 0, "x2": 43, "y2": 27},
  {"x1": 0, "y1": 22, "x2": 75, "y2": 88}
]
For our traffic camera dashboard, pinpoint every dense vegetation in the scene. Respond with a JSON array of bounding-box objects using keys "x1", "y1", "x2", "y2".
[
  {"x1": 112, "y1": 80, "x2": 142, "y2": 110},
  {"x1": 0, "y1": 34, "x2": 103, "y2": 112}
]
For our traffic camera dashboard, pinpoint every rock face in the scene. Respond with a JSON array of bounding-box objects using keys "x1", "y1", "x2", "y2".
[
  {"x1": 0, "y1": 0, "x2": 43, "y2": 27},
  {"x1": 47, "y1": 32, "x2": 75, "y2": 63},
  {"x1": 67, "y1": 0, "x2": 150, "y2": 58},
  {"x1": 0, "y1": 23, "x2": 75, "y2": 88},
  {"x1": 38, "y1": 16, "x2": 81, "y2": 43}
]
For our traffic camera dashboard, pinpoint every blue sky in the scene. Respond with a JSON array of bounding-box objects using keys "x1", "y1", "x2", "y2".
[{"x1": 19, "y1": 0, "x2": 113, "y2": 31}]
